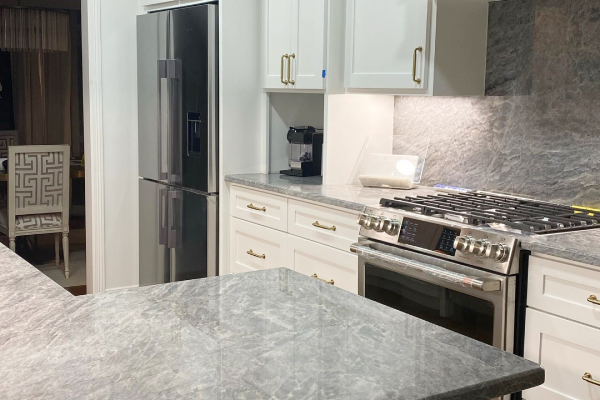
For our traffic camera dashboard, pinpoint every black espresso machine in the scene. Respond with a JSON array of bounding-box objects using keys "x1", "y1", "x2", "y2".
[{"x1": 280, "y1": 126, "x2": 324, "y2": 177}]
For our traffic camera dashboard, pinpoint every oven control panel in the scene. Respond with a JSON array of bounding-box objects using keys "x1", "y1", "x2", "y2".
[{"x1": 358, "y1": 207, "x2": 520, "y2": 275}]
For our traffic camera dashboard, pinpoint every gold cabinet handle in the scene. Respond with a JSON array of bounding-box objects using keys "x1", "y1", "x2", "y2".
[
  {"x1": 312, "y1": 221, "x2": 336, "y2": 232},
  {"x1": 288, "y1": 53, "x2": 296, "y2": 85},
  {"x1": 412, "y1": 46, "x2": 423, "y2": 84},
  {"x1": 247, "y1": 249, "x2": 266, "y2": 259},
  {"x1": 281, "y1": 54, "x2": 289, "y2": 85},
  {"x1": 312, "y1": 273, "x2": 334, "y2": 285},
  {"x1": 247, "y1": 203, "x2": 266, "y2": 212},
  {"x1": 583, "y1": 372, "x2": 600, "y2": 387},
  {"x1": 588, "y1": 295, "x2": 600, "y2": 305}
]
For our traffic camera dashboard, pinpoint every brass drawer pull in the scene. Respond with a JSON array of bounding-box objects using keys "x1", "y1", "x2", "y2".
[
  {"x1": 588, "y1": 295, "x2": 600, "y2": 305},
  {"x1": 247, "y1": 249, "x2": 266, "y2": 259},
  {"x1": 583, "y1": 372, "x2": 600, "y2": 387},
  {"x1": 312, "y1": 273, "x2": 334, "y2": 286},
  {"x1": 312, "y1": 221, "x2": 336, "y2": 231},
  {"x1": 288, "y1": 53, "x2": 296, "y2": 85},
  {"x1": 281, "y1": 54, "x2": 289, "y2": 85},
  {"x1": 412, "y1": 46, "x2": 423, "y2": 84},
  {"x1": 247, "y1": 203, "x2": 266, "y2": 212}
]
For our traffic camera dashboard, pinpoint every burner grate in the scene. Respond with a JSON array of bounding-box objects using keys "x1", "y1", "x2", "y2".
[{"x1": 380, "y1": 192, "x2": 599, "y2": 234}]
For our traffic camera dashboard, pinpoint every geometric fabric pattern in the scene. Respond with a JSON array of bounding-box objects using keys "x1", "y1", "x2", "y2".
[
  {"x1": 0, "y1": 132, "x2": 16, "y2": 158},
  {"x1": 15, "y1": 152, "x2": 64, "y2": 210},
  {"x1": 0, "y1": 209, "x2": 62, "y2": 232}
]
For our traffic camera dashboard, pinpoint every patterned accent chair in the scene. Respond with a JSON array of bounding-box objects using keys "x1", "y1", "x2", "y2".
[
  {"x1": 0, "y1": 145, "x2": 71, "y2": 278},
  {"x1": 0, "y1": 131, "x2": 18, "y2": 158}
]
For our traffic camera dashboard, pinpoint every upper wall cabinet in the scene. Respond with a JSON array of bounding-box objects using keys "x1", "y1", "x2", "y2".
[
  {"x1": 263, "y1": 0, "x2": 327, "y2": 91},
  {"x1": 345, "y1": 0, "x2": 489, "y2": 96}
]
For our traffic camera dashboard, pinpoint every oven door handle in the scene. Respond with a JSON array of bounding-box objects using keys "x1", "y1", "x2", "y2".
[{"x1": 351, "y1": 243, "x2": 502, "y2": 292}]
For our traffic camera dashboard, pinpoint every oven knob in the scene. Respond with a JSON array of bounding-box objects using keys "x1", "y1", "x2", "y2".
[
  {"x1": 470, "y1": 239, "x2": 491, "y2": 257},
  {"x1": 486, "y1": 243, "x2": 510, "y2": 262},
  {"x1": 382, "y1": 219, "x2": 401, "y2": 236},
  {"x1": 357, "y1": 213, "x2": 370, "y2": 228},
  {"x1": 360, "y1": 215, "x2": 380, "y2": 230},
  {"x1": 453, "y1": 236, "x2": 473, "y2": 252}
]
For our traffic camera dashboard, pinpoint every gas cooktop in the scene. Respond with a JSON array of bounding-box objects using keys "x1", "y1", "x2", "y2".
[{"x1": 379, "y1": 191, "x2": 600, "y2": 234}]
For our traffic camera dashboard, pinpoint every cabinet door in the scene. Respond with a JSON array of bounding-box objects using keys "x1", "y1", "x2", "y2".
[
  {"x1": 288, "y1": 235, "x2": 358, "y2": 294},
  {"x1": 263, "y1": 0, "x2": 294, "y2": 89},
  {"x1": 290, "y1": 0, "x2": 326, "y2": 90},
  {"x1": 524, "y1": 308, "x2": 600, "y2": 400},
  {"x1": 345, "y1": 0, "x2": 430, "y2": 90},
  {"x1": 230, "y1": 218, "x2": 288, "y2": 274}
]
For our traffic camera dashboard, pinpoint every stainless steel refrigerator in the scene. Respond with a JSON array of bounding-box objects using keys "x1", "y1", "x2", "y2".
[{"x1": 137, "y1": 4, "x2": 218, "y2": 286}]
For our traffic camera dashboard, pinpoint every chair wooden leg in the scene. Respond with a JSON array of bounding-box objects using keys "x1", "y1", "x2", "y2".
[
  {"x1": 9, "y1": 237, "x2": 15, "y2": 252},
  {"x1": 62, "y1": 233, "x2": 70, "y2": 279},
  {"x1": 55, "y1": 234, "x2": 60, "y2": 267}
]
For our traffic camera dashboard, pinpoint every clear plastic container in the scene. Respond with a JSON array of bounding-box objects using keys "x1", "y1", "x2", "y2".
[
  {"x1": 287, "y1": 143, "x2": 314, "y2": 169},
  {"x1": 358, "y1": 154, "x2": 420, "y2": 189}
]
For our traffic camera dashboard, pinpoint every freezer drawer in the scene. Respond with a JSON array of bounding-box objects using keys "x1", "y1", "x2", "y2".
[{"x1": 139, "y1": 179, "x2": 218, "y2": 286}]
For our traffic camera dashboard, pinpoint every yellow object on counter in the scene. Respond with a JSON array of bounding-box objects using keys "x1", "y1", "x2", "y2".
[{"x1": 572, "y1": 205, "x2": 600, "y2": 216}]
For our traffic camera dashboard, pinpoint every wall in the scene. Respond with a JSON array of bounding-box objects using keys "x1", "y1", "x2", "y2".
[
  {"x1": 393, "y1": 0, "x2": 600, "y2": 207},
  {"x1": 100, "y1": 0, "x2": 139, "y2": 290}
]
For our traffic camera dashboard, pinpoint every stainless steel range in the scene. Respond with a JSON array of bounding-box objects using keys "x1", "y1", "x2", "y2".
[{"x1": 352, "y1": 191, "x2": 600, "y2": 360}]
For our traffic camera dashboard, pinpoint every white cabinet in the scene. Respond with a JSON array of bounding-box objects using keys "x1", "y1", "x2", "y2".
[
  {"x1": 345, "y1": 0, "x2": 430, "y2": 91},
  {"x1": 288, "y1": 235, "x2": 358, "y2": 294},
  {"x1": 228, "y1": 185, "x2": 360, "y2": 294},
  {"x1": 345, "y1": 0, "x2": 488, "y2": 95},
  {"x1": 528, "y1": 255, "x2": 600, "y2": 330},
  {"x1": 524, "y1": 309, "x2": 600, "y2": 400},
  {"x1": 263, "y1": 0, "x2": 327, "y2": 90},
  {"x1": 230, "y1": 217, "x2": 288, "y2": 274},
  {"x1": 524, "y1": 254, "x2": 600, "y2": 400},
  {"x1": 230, "y1": 185, "x2": 288, "y2": 232},
  {"x1": 287, "y1": 199, "x2": 359, "y2": 253}
]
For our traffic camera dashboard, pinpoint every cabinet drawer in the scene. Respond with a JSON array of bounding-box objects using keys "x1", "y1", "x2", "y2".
[
  {"x1": 230, "y1": 186, "x2": 288, "y2": 232},
  {"x1": 524, "y1": 308, "x2": 599, "y2": 400},
  {"x1": 287, "y1": 235, "x2": 358, "y2": 294},
  {"x1": 230, "y1": 218, "x2": 287, "y2": 274},
  {"x1": 528, "y1": 255, "x2": 600, "y2": 329},
  {"x1": 287, "y1": 199, "x2": 359, "y2": 253}
]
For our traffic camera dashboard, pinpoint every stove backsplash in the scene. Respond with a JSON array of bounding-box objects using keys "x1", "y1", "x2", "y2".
[{"x1": 394, "y1": 0, "x2": 600, "y2": 208}]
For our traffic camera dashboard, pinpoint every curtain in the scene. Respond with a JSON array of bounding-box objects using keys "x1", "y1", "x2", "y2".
[
  {"x1": 0, "y1": 8, "x2": 69, "y2": 53},
  {"x1": 5, "y1": 9, "x2": 82, "y2": 157}
]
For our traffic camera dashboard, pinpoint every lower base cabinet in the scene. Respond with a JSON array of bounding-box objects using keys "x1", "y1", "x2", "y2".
[
  {"x1": 287, "y1": 234, "x2": 358, "y2": 295},
  {"x1": 230, "y1": 217, "x2": 288, "y2": 274},
  {"x1": 523, "y1": 308, "x2": 600, "y2": 400}
]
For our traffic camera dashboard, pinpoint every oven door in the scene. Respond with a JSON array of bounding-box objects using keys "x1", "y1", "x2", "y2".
[{"x1": 353, "y1": 240, "x2": 516, "y2": 352}]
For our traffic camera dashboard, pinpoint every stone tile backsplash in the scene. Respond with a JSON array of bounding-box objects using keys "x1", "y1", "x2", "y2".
[{"x1": 394, "y1": 0, "x2": 600, "y2": 207}]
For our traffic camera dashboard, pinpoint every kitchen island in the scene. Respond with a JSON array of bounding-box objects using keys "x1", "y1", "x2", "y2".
[{"x1": 0, "y1": 245, "x2": 543, "y2": 399}]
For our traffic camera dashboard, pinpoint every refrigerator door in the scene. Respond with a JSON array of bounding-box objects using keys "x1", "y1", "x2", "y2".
[
  {"x1": 171, "y1": 5, "x2": 218, "y2": 193},
  {"x1": 168, "y1": 188, "x2": 218, "y2": 281},
  {"x1": 137, "y1": 11, "x2": 169, "y2": 182},
  {"x1": 139, "y1": 179, "x2": 170, "y2": 286}
]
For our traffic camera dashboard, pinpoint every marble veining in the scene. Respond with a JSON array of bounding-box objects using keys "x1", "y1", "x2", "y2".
[
  {"x1": 394, "y1": 0, "x2": 600, "y2": 208},
  {"x1": 0, "y1": 244, "x2": 544, "y2": 400},
  {"x1": 521, "y1": 229, "x2": 600, "y2": 267},
  {"x1": 225, "y1": 173, "x2": 441, "y2": 212}
]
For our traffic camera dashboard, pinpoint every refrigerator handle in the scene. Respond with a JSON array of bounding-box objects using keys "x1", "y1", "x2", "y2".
[
  {"x1": 158, "y1": 60, "x2": 168, "y2": 180},
  {"x1": 158, "y1": 188, "x2": 168, "y2": 245},
  {"x1": 167, "y1": 190, "x2": 182, "y2": 249},
  {"x1": 166, "y1": 59, "x2": 182, "y2": 184},
  {"x1": 207, "y1": 7, "x2": 218, "y2": 193}
]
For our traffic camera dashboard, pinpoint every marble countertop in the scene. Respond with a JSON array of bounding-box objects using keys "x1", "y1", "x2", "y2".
[
  {"x1": 224, "y1": 173, "x2": 441, "y2": 212},
  {"x1": 226, "y1": 173, "x2": 600, "y2": 268},
  {"x1": 0, "y1": 245, "x2": 544, "y2": 400}
]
